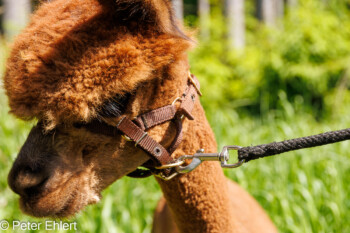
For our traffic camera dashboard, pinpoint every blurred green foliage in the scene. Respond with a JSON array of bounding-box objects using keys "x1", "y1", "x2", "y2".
[
  {"x1": 1, "y1": 0, "x2": 350, "y2": 233},
  {"x1": 190, "y1": 0, "x2": 350, "y2": 120}
]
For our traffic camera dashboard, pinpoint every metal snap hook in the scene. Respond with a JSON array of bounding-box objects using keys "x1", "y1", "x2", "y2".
[
  {"x1": 176, "y1": 157, "x2": 202, "y2": 173},
  {"x1": 175, "y1": 146, "x2": 246, "y2": 174}
]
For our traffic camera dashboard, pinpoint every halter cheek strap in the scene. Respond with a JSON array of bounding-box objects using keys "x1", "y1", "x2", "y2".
[{"x1": 116, "y1": 73, "x2": 201, "y2": 179}]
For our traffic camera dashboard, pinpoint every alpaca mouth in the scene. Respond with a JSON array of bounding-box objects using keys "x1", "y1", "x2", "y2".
[
  {"x1": 19, "y1": 177, "x2": 101, "y2": 218},
  {"x1": 20, "y1": 190, "x2": 100, "y2": 218},
  {"x1": 19, "y1": 191, "x2": 77, "y2": 218},
  {"x1": 55, "y1": 191, "x2": 79, "y2": 217}
]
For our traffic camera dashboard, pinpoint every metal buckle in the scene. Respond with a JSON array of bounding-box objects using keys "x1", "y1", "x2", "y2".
[
  {"x1": 188, "y1": 72, "x2": 202, "y2": 96},
  {"x1": 135, "y1": 132, "x2": 148, "y2": 147},
  {"x1": 116, "y1": 117, "x2": 133, "y2": 141},
  {"x1": 117, "y1": 116, "x2": 147, "y2": 146}
]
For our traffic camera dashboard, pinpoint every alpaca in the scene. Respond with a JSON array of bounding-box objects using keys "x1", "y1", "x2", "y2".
[{"x1": 4, "y1": 0, "x2": 277, "y2": 232}]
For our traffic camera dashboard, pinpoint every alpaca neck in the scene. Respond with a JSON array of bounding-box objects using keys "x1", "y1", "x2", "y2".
[{"x1": 156, "y1": 100, "x2": 241, "y2": 233}]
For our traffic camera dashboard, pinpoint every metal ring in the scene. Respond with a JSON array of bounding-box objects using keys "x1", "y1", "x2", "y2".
[
  {"x1": 121, "y1": 135, "x2": 133, "y2": 141},
  {"x1": 155, "y1": 160, "x2": 185, "y2": 169},
  {"x1": 172, "y1": 97, "x2": 181, "y2": 105},
  {"x1": 154, "y1": 171, "x2": 179, "y2": 181},
  {"x1": 188, "y1": 72, "x2": 202, "y2": 96}
]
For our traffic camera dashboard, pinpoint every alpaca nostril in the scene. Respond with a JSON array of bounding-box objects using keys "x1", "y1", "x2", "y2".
[
  {"x1": 21, "y1": 168, "x2": 47, "y2": 188},
  {"x1": 9, "y1": 166, "x2": 50, "y2": 197}
]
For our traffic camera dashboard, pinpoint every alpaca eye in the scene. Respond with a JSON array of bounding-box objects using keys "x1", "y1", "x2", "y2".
[{"x1": 98, "y1": 94, "x2": 130, "y2": 118}]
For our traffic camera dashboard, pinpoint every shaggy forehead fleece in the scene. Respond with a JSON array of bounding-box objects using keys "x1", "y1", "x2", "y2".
[{"x1": 4, "y1": 0, "x2": 191, "y2": 129}]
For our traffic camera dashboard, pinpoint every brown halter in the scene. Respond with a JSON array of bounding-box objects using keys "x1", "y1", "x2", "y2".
[{"x1": 85, "y1": 73, "x2": 202, "y2": 180}]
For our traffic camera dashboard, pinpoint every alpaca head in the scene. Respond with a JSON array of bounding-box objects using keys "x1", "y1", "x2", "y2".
[{"x1": 5, "y1": 0, "x2": 192, "y2": 217}]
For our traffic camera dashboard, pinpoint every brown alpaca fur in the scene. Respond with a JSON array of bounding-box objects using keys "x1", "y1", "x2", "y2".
[
  {"x1": 5, "y1": 0, "x2": 190, "y2": 129},
  {"x1": 5, "y1": 0, "x2": 277, "y2": 232}
]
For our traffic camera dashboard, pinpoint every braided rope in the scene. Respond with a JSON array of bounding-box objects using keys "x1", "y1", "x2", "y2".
[{"x1": 238, "y1": 128, "x2": 350, "y2": 162}]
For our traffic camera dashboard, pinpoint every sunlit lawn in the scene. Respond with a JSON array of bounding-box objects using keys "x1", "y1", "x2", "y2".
[{"x1": 1, "y1": 41, "x2": 350, "y2": 233}]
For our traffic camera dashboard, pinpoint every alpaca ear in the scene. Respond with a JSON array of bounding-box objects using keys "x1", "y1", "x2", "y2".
[{"x1": 100, "y1": 0, "x2": 180, "y2": 35}]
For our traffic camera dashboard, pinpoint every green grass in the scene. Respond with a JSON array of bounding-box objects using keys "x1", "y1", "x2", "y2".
[
  {"x1": 1, "y1": 42, "x2": 350, "y2": 233},
  {"x1": 206, "y1": 107, "x2": 350, "y2": 233},
  {"x1": 1, "y1": 92, "x2": 350, "y2": 233}
]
